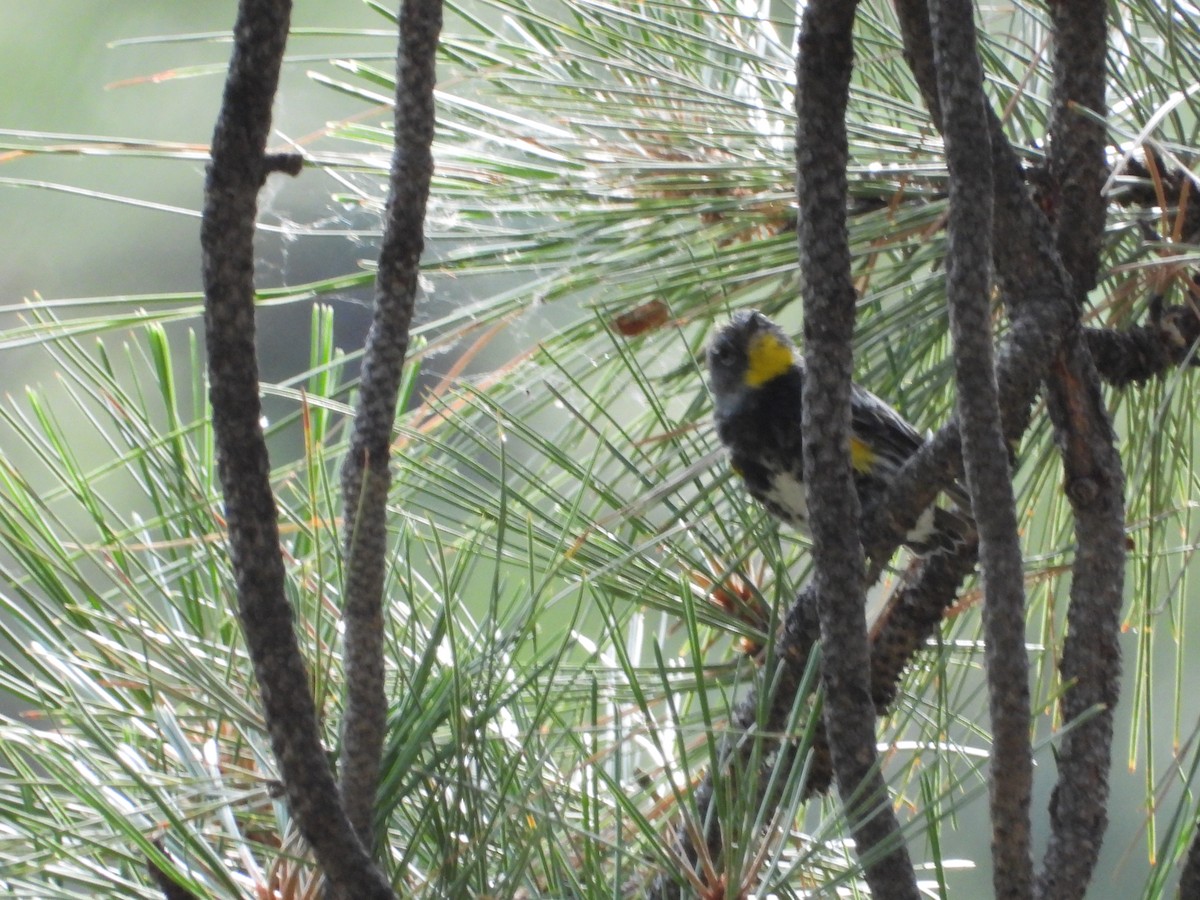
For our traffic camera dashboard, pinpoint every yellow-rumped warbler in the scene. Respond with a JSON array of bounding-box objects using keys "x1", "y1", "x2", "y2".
[{"x1": 708, "y1": 310, "x2": 973, "y2": 553}]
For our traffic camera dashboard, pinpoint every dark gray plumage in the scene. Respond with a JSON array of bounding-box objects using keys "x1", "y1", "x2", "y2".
[{"x1": 708, "y1": 310, "x2": 973, "y2": 553}]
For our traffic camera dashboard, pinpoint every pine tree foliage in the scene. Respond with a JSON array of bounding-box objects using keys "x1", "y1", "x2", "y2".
[{"x1": 1, "y1": 0, "x2": 1200, "y2": 896}]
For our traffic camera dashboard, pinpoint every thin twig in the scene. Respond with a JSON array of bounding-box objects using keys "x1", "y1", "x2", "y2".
[
  {"x1": 339, "y1": 0, "x2": 444, "y2": 846},
  {"x1": 200, "y1": 0, "x2": 393, "y2": 896}
]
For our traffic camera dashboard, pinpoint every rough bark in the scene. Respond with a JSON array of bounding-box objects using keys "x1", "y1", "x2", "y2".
[
  {"x1": 200, "y1": 1, "x2": 394, "y2": 896},
  {"x1": 796, "y1": 1, "x2": 919, "y2": 896},
  {"x1": 1035, "y1": 2, "x2": 1125, "y2": 895},
  {"x1": 930, "y1": 0, "x2": 1033, "y2": 894},
  {"x1": 339, "y1": 0, "x2": 443, "y2": 846}
]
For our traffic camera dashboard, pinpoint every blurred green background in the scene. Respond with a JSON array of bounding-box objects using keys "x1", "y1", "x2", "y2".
[{"x1": 0, "y1": 0, "x2": 403, "y2": 391}]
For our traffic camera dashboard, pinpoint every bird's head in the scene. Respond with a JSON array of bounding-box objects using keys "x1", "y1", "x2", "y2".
[{"x1": 707, "y1": 310, "x2": 798, "y2": 413}]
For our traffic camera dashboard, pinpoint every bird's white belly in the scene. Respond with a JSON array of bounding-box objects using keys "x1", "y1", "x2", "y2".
[
  {"x1": 761, "y1": 470, "x2": 936, "y2": 545},
  {"x1": 763, "y1": 471, "x2": 808, "y2": 525}
]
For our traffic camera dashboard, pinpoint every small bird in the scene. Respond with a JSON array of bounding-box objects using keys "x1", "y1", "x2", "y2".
[{"x1": 707, "y1": 309, "x2": 973, "y2": 554}]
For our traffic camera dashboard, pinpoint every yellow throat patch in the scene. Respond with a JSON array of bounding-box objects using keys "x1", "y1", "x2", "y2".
[{"x1": 743, "y1": 332, "x2": 795, "y2": 387}]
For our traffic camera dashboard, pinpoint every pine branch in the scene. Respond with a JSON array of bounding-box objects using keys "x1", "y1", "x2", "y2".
[
  {"x1": 873, "y1": 0, "x2": 1073, "y2": 561},
  {"x1": 795, "y1": 1, "x2": 919, "y2": 896},
  {"x1": 1046, "y1": 0, "x2": 1109, "y2": 299},
  {"x1": 896, "y1": 0, "x2": 1126, "y2": 893},
  {"x1": 1084, "y1": 300, "x2": 1200, "y2": 387},
  {"x1": 1037, "y1": 334, "x2": 1125, "y2": 899},
  {"x1": 200, "y1": 1, "x2": 393, "y2": 896},
  {"x1": 930, "y1": 0, "x2": 1033, "y2": 894},
  {"x1": 1036, "y1": 3, "x2": 1125, "y2": 894},
  {"x1": 339, "y1": 0, "x2": 443, "y2": 847}
]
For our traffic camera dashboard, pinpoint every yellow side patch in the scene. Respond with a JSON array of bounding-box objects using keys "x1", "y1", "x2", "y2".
[
  {"x1": 849, "y1": 436, "x2": 876, "y2": 473},
  {"x1": 743, "y1": 333, "x2": 794, "y2": 387}
]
